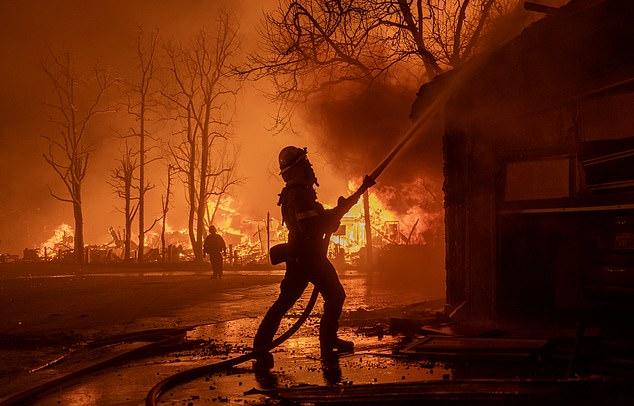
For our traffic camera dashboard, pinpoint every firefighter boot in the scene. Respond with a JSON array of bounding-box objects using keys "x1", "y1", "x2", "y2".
[{"x1": 321, "y1": 337, "x2": 354, "y2": 357}]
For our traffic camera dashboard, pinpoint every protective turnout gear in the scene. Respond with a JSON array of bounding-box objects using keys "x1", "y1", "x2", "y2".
[
  {"x1": 279, "y1": 146, "x2": 318, "y2": 186},
  {"x1": 279, "y1": 184, "x2": 341, "y2": 260},
  {"x1": 254, "y1": 258, "x2": 346, "y2": 359},
  {"x1": 254, "y1": 148, "x2": 364, "y2": 364},
  {"x1": 321, "y1": 337, "x2": 355, "y2": 356},
  {"x1": 278, "y1": 146, "x2": 307, "y2": 174},
  {"x1": 204, "y1": 229, "x2": 226, "y2": 279}
]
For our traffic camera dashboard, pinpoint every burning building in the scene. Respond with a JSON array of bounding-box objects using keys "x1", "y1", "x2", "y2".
[{"x1": 412, "y1": 0, "x2": 634, "y2": 322}]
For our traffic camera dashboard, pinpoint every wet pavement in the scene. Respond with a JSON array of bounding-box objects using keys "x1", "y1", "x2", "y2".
[
  {"x1": 33, "y1": 319, "x2": 452, "y2": 405},
  {"x1": 36, "y1": 317, "x2": 451, "y2": 405},
  {"x1": 5, "y1": 269, "x2": 630, "y2": 405},
  {"x1": 1, "y1": 269, "x2": 446, "y2": 405}
]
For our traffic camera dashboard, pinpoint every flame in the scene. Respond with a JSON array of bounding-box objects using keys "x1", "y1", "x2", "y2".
[
  {"x1": 208, "y1": 195, "x2": 243, "y2": 237},
  {"x1": 144, "y1": 224, "x2": 192, "y2": 251},
  {"x1": 90, "y1": 177, "x2": 439, "y2": 265},
  {"x1": 328, "y1": 177, "x2": 440, "y2": 261},
  {"x1": 197, "y1": 178, "x2": 439, "y2": 265},
  {"x1": 329, "y1": 182, "x2": 397, "y2": 254},
  {"x1": 205, "y1": 195, "x2": 289, "y2": 263},
  {"x1": 39, "y1": 223, "x2": 74, "y2": 258}
]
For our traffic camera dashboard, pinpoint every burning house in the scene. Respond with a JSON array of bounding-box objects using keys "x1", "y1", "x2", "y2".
[{"x1": 412, "y1": 0, "x2": 634, "y2": 322}]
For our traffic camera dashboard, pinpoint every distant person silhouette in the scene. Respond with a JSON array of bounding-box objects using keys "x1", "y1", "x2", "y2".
[
  {"x1": 253, "y1": 146, "x2": 374, "y2": 369},
  {"x1": 203, "y1": 225, "x2": 226, "y2": 279}
]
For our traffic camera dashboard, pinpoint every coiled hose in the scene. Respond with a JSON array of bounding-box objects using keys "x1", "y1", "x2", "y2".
[{"x1": 145, "y1": 287, "x2": 319, "y2": 406}]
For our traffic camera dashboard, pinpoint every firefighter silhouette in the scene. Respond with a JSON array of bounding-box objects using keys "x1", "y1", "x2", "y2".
[
  {"x1": 253, "y1": 146, "x2": 374, "y2": 368},
  {"x1": 203, "y1": 225, "x2": 226, "y2": 279}
]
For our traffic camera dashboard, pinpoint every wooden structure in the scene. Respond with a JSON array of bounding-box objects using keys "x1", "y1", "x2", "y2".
[{"x1": 412, "y1": 0, "x2": 634, "y2": 321}]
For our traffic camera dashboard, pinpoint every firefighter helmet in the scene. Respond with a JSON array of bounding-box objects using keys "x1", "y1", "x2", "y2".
[{"x1": 278, "y1": 146, "x2": 308, "y2": 174}]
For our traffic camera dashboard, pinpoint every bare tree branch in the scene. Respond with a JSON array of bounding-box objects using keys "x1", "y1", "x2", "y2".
[
  {"x1": 163, "y1": 11, "x2": 241, "y2": 261},
  {"x1": 242, "y1": 0, "x2": 514, "y2": 129},
  {"x1": 42, "y1": 51, "x2": 114, "y2": 264}
]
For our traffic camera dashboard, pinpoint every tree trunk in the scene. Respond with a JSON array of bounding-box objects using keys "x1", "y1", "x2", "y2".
[
  {"x1": 160, "y1": 218, "x2": 166, "y2": 262},
  {"x1": 73, "y1": 200, "x2": 85, "y2": 265},
  {"x1": 160, "y1": 166, "x2": 172, "y2": 263},
  {"x1": 124, "y1": 181, "x2": 132, "y2": 261},
  {"x1": 194, "y1": 107, "x2": 211, "y2": 262},
  {"x1": 124, "y1": 220, "x2": 132, "y2": 261},
  {"x1": 187, "y1": 129, "x2": 197, "y2": 260},
  {"x1": 138, "y1": 112, "x2": 145, "y2": 262}
]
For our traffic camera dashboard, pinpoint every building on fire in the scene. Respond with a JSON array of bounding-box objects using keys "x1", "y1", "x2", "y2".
[{"x1": 412, "y1": 0, "x2": 634, "y2": 322}]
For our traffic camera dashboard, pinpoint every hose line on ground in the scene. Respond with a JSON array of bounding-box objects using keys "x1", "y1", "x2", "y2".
[{"x1": 144, "y1": 287, "x2": 319, "y2": 406}]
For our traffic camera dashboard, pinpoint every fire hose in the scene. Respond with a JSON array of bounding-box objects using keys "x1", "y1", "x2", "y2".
[
  {"x1": 145, "y1": 105, "x2": 436, "y2": 405},
  {"x1": 145, "y1": 288, "x2": 319, "y2": 405}
]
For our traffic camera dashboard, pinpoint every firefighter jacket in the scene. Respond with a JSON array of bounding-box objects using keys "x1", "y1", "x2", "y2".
[
  {"x1": 278, "y1": 184, "x2": 341, "y2": 262},
  {"x1": 203, "y1": 233, "x2": 226, "y2": 259}
]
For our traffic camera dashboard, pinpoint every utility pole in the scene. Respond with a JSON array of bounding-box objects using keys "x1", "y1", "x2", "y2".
[
  {"x1": 363, "y1": 191, "x2": 373, "y2": 268},
  {"x1": 257, "y1": 224, "x2": 264, "y2": 260}
]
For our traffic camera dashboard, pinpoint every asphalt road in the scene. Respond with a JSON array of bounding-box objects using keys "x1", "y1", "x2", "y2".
[{"x1": 0, "y1": 269, "x2": 440, "y2": 404}]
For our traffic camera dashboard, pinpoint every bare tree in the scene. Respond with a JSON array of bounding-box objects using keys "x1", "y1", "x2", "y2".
[
  {"x1": 42, "y1": 52, "x2": 114, "y2": 264},
  {"x1": 109, "y1": 141, "x2": 139, "y2": 261},
  {"x1": 205, "y1": 144, "x2": 242, "y2": 229},
  {"x1": 245, "y1": 0, "x2": 516, "y2": 125},
  {"x1": 163, "y1": 12, "x2": 240, "y2": 261},
  {"x1": 126, "y1": 28, "x2": 159, "y2": 262},
  {"x1": 160, "y1": 164, "x2": 174, "y2": 262}
]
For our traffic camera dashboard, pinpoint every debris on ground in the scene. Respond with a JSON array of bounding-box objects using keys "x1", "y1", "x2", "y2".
[
  {"x1": 397, "y1": 336, "x2": 548, "y2": 361},
  {"x1": 250, "y1": 376, "x2": 616, "y2": 405}
]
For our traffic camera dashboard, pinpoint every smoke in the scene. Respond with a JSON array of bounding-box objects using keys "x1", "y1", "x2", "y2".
[
  {"x1": 297, "y1": 0, "x2": 547, "y2": 225},
  {"x1": 304, "y1": 81, "x2": 442, "y2": 186},
  {"x1": 300, "y1": 79, "x2": 445, "y2": 231},
  {"x1": 0, "y1": 0, "x2": 550, "y2": 254}
]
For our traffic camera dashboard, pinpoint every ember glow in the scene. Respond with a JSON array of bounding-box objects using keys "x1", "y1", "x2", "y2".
[
  {"x1": 0, "y1": 0, "x2": 446, "y2": 273},
  {"x1": 30, "y1": 178, "x2": 440, "y2": 266},
  {"x1": 329, "y1": 177, "x2": 441, "y2": 259},
  {"x1": 38, "y1": 223, "x2": 74, "y2": 259}
]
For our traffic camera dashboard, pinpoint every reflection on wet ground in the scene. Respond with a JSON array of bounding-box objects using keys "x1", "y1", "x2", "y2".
[
  {"x1": 5, "y1": 269, "x2": 634, "y2": 405},
  {"x1": 22, "y1": 272, "x2": 445, "y2": 405},
  {"x1": 40, "y1": 319, "x2": 450, "y2": 405}
]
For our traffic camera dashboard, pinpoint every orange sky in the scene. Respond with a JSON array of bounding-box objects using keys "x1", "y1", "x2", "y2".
[{"x1": 0, "y1": 0, "x2": 374, "y2": 253}]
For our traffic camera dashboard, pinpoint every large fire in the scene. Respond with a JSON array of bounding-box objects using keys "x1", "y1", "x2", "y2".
[
  {"x1": 34, "y1": 178, "x2": 439, "y2": 265},
  {"x1": 207, "y1": 195, "x2": 288, "y2": 264},
  {"x1": 38, "y1": 223, "x2": 74, "y2": 259},
  {"x1": 207, "y1": 177, "x2": 440, "y2": 265},
  {"x1": 327, "y1": 177, "x2": 439, "y2": 263}
]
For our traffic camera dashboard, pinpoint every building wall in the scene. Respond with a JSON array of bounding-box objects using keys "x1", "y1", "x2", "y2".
[
  {"x1": 444, "y1": 125, "x2": 497, "y2": 321},
  {"x1": 445, "y1": 88, "x2": 634, "y2": 321}
]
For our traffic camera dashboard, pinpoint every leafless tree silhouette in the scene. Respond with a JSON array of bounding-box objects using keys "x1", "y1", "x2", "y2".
[
  {"x1": 163, "y1": 12, "x2": 241, "y2": 261},
  {"x1": 125, "y1": 28, "x2": 160, "y2": 262},
  {"x1": 42, "y1": 52, "x2": 115, "y2": 264},
  {"x1": 244, "y1": 0, "x2": 516, "y2": 128},
  {"x1": 109, "y1": 141, "x2": 139, "y2": 261},
  {"x1": 160, "y1": 163, "x2": 175, "y2": 262}
]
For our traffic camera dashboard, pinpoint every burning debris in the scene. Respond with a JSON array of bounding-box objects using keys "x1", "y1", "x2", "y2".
[
  {"x1": 21, "y1": 181, "x2": 441, "y2": 267},
  {"x1": 36, "y1": 224, "x2": 74, "y2": 261}
]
